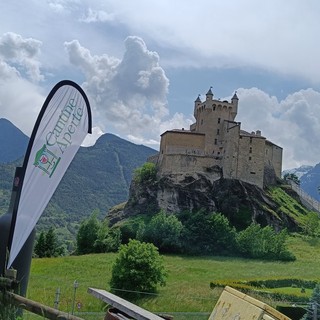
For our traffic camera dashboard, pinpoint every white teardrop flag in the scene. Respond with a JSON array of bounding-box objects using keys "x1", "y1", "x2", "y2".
[{"x1": 7, "y1": 80, "x2": 92, "y2": 267}]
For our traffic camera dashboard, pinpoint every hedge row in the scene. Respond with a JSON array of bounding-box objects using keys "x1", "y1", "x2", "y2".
[{"x1": 209, "y1": 278, "x2": 319, "y2": 303}]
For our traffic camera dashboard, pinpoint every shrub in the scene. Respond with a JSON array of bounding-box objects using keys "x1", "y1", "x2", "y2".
[
  {"x1": 77, "y1": 210, "x2": 121, "y2": 254},
  {"x1": 179, "y1": 210, "x2": 236, "y2": 255},
  {"x1": 109, "y1": 239, "x2": 167, "y2": 296},
  {"x1": 236, "y1": 223, "x2": 295, "y2": 261},
  {"x1": 143, "y1": 210, "x2": 183, "y2": 253},
  {"x1": 134, "y1": 162, "x2": 157, "y2": 184},
  {"x1": 94, "y1": 221, "x2": 121, "y2": 253}
]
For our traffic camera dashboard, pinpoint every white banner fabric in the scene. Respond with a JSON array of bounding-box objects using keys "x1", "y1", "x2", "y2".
[{"x1": 8, "y1": 81, "x2": 91, "y2": 267}]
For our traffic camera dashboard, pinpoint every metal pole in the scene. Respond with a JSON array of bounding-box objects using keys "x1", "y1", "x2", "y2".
[
  {"x1": 54, "y1": 287, "x2": 60, "y2": 309},
  {"x1": 71, "y1": 280, "x2": 79, "y2": 315}
]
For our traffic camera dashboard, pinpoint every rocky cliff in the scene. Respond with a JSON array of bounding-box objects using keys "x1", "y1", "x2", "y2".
[{"x1": 108, "y1": 170, "x2": 301, "y2": 232}]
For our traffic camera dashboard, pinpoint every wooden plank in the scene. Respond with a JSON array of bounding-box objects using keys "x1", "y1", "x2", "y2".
[
  {"x1": 88, "y1": 288, "x2": 164, "y2": 320},
  {"x1": 7, "y1": 292, "x2": 84, "y2": 320}
]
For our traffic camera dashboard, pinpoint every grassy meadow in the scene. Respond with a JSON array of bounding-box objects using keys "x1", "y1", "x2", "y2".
[{"x1": 25, "y1": 234, "x2": 320, "y2": 319}]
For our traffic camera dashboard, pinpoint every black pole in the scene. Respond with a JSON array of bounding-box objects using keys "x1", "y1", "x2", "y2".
[
  {"x1": 6, "y1": 167, "x2": 24, "y2": 256},
  {"x1": 0, "y1": 167, "x2": 35, "y2": 297}
]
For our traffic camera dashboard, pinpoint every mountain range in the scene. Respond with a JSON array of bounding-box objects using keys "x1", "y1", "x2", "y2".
[{"x1": 0, "y1": 118, "x2": 156, "y2": 247}]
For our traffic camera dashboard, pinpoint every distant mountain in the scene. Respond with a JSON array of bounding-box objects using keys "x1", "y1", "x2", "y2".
[
  {"x1": 0, "y1": 128, "x2": 157, "y2": 247},
  {"x1": 282, "y1": 164, "x2": 320, "y2": 201},
  {"x1": 300, "y1": 163, "x2": 320, "y2": 201},
  {"x1": 282, "y1": 165, "x2": 314, "y2": 179},
  {"x1": 0, "y1": 118, "x2": 29, "y2": 163}
]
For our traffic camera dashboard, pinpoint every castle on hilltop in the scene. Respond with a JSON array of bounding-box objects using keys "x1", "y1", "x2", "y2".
[{"x1": 149, "y1": 87, "x2": 282, "y2": 189}]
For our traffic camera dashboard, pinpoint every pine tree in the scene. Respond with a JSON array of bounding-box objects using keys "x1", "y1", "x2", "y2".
[
  {"x1": 44, "y1": 227, "x2": 57, "y2": 257},
  {"x1": 302, "y1": 284, "x2": 320, "y2": 320},
  {"x1": 34, "y1": 228, "x2": 62, "y2": 258},
  {"x1": 34, "y1": 231, "x2": 46, "y2": 258}
]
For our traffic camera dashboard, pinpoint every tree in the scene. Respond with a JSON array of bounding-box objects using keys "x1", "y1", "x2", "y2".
[
  {"x1": 34, "y1": 228, "x2": 63, "y2": 258},
  {"x1": 76, "y1": 210, "x2": 100, "y2": 254},
  {"x1": 302, "y1": 283, "x2": 320, "y2": 320},
  {"x1": 94, "y1": 220, "x2": 121, "y2": 253},
  {"x1": 283, "y1": 173, "x2": 300, "y2": 185},
  {"x1": 109, "y1": 239, "x2": 167, "y2": 296},
  {"x1": 179, "y1": 210, "x2": 236, "y2": 255},
  {"x1": 45, "y1": 228, "x2": 58, "y2": 257},
  {"x1": 143, "y1": 210, "x2": 183, "y2": 253}
]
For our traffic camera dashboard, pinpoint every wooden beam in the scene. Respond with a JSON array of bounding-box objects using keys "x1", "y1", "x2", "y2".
[
  {"x1": 88, "y1": 288, "x2": 164, "y2": 320},
  {"x1": 7, "y1": 291, "x2": 85, "y2": 320}
]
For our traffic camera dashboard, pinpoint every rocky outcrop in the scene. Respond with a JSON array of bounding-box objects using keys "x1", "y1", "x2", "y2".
[{"x1": 108, "y1": 172, "x2": 300, "y2": 232}]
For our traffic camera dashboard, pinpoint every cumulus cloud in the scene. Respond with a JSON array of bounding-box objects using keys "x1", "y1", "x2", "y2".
[
  {"x1": 80, "y1": 8, "x2": 115, "y2": 23},
  {"x1": 0, "y1": 33, "x2": 45, "y2": 134},
  {"x1": 0, "y1": 32, "x2": 43, "y2": 82},
  {"x1": 235, "y1": 88, "x2": 320, "y2": 169},
  {"x1": 64, "y1": 36, "x2": 190, "y2": 147},
  {"x1": 0, "y1": 76, "x2": 45, "y2": 136}
]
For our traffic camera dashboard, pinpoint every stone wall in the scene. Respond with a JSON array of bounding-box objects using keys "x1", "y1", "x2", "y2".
[
  {"x1": 236, "y1": 135, "x2": 266, "y2": 189},
  {"x1": 159, "y1": 153, "x2": 222, "y2": 177},
  {"x1": 265, "y1": 141, "x2": 282, "y2": 178}
]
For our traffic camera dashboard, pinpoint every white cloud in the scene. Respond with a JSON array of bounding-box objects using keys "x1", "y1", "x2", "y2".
[
  {"x1": 0, "y1": 8, "x2": 318, "y2": 171},
  {"x1": 88, "y1": 1, "x2": 320, "y2": 83},
  {"x1": 0, "y1": 76, "x2": 44, "y2": 136},
  {"x1": 64, "y1": 36, "x2": 190, "y2": 148},
  {"x1": 235, "y1": 88, "x2": 320, "y2": 169},
  {"x1": 80, "y1": 8, "x2": 115, "y2": 23},
  {"x1": 0, "y1": 32, "x2": 43, "y2": 82}
]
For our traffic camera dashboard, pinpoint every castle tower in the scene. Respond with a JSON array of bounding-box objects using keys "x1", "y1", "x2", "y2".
[
  {"x1": 191, "y1": 87, "x2": 238, "y2": 154},
  {"x1": 194, "y1": 95, "x2": 201, "y2": 118},
  {"x1": 206, "y1": 87, "x2": 214, "y2": 101},
  {"x1": 231, "y1": 92, "x2": 239, "y2": 119}
]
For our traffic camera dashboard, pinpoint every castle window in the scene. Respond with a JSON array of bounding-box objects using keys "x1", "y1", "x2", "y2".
[
  {"x1": 266, "y1": 149, "x2": 268, "y2": 154},
  {"x1": 250, "y1": 171, "x2": 256, "y2": 174},
  {"x1": 250, "y1": 137, "x2": 252, "y2": 144},
  {"x1": 218, "y1": 118, "x2": 221, "y2": 124},
  {"x1": 213, "y1": 105, "x2": 216, "y2": 111},
  {"x1": 249, "y1": 147, "x2": 252, "y2": 153},
  {"x1": 249, "y1": 156, "x2": 252, "y2": 160},
  {"x1": 217, "y1": 129, "x2": 220, "y2": 135},
  {"x1": 201, "y1": 119, "x2": 203, "y2": 125},
  {"x1": 214, "y1": 139, "x2": 217, "y2": 145}
]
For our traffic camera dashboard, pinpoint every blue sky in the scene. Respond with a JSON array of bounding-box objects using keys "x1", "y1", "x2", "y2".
[{"x1": 0, "y1": 1, "x2": 319, "y2": 170}]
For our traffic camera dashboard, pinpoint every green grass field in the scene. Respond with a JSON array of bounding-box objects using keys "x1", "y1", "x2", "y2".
[{"x1": 25, "y1": 234, "x2": 320, "y2": 319}]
